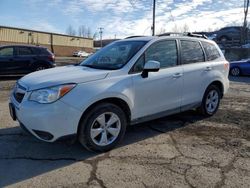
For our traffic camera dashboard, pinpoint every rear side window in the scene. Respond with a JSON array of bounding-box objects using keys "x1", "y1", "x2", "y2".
[
  {"x1": 145, "y1": 40, "x2": 177, "y2": 68},
  {"x1": 18, "y1": 47, "x2": 33, "y2": 56},
  {"x1": 0, "y1": 47, "x2": 14, "y2": 57},
  {"x1": 201, "y1": 42, "x2": 221, "y2": 61},
  {"x1": 180, "y1": 40, "x2": 204, "y2": 64},
  {"x1": 33, "y1": 47, "x2": 52, "y2": 55}
]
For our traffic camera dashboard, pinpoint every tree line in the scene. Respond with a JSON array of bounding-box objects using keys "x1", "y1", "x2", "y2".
[{"x1": 65, "y1": 25, "x2": 97, "y2": 39}]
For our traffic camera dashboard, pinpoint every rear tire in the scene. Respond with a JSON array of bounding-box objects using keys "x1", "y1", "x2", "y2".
[
  {"x1": 78, "y1": 103, "x2": 127, "y2": 152},
  {"x1": 198, "y1": 85, "x2": 221, "y2": 116},
  {"x1": 35, "y1": 65, "x2": 47, "y2": 71}
]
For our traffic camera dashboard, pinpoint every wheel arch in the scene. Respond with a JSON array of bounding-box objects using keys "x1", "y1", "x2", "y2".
[
  {"x1": 77, "y1": 97, "x2": 131, "y2": 135},
  {"x1": 207, "y1": 80, "x2": 224, "y2": 98},
  {"x1": 31, "y1": 61, "x2": 49, "y2": 70}
]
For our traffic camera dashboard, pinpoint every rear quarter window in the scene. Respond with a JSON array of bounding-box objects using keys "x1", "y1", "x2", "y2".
[
  {"x1": 34, "y1": 47, "x2": 53, "y2": 55},
  {"x1": 201, "y1": 42, "x2": 221, "y2": 61}
]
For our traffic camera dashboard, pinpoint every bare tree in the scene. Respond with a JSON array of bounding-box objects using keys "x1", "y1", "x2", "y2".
[
  {"x1": 171, "y1": 24, "x2": 179, "y2": 33},
  {"x1": 157, "y1": 27, "x2": 166, "y2": 35},
  {"x1": 66, "y1": 25, "x2": 76, "y2": 36},
  {"x1": 87, "y1": 27, "x2": 92, "y2": 38},
  {"x1": 171, "y1": 24, "x2": 189, "y2": 33},
  {"x1": 93, "y1": 32, "x2": 98, "y2": 40},
  {"x1": 183, "y1": 23, "x2": 189, "y2": 33},
  {"x1": 78, "y1": 25, "x2": 86, "y2": 37}
]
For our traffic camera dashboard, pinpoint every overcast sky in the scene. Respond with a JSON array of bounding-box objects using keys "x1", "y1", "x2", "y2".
[{"x1": 0, "y1": 0, "x2": 246, "y2": 39}]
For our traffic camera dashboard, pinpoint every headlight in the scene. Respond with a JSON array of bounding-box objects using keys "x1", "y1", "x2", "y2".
[{"x1": 29, "y1": 84, "x2": 76, "y2": 104}]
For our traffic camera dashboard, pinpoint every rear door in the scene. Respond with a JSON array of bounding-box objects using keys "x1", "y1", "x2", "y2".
[
  {"x1": 15, "y1": 46, "x2": 35, "y2": 73},
  {"x1": 0, "y1": 46, "x2": 16, "y2": 74},
  {"x1": 240, "y1": 60, "x2": 250, "y2": 75},
  {"x1": 245, "y1": 60, "x2": 250, "y2": 74},
  {"x1": 179, "y1": 40, "x2": 209, "y2": 109}
]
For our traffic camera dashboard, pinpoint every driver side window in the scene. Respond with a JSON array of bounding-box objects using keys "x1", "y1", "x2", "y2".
[
  {"x1": 131, "y1": 40, "x2": 177, "y2": 73},
  {"x1": 0, "y1": 47, "x2": 14, "y2": 57}
]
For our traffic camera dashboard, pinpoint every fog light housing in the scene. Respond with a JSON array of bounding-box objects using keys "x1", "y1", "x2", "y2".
[{"x1": 33, "y1": 130, "x2": 54, "y2": 141}]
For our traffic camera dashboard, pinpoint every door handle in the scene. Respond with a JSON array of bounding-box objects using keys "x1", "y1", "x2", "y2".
[
  {"x1": 205, "y1": 66, "x2": 212, "y2": 71},
  {"x1": 172, "y1": 73, "x2": 183, "y2": 78}
]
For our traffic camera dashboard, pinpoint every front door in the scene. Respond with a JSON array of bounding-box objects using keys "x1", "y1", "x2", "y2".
[
  {"x1": 131, "y1": 40, "x2": 183, "y2": 120},
  {"x1": 0, "y1": 46, "x2": 16, "y2": 75}
]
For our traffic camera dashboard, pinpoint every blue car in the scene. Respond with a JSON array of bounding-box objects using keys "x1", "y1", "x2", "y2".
[
  {"x1": 0, "y1": 45, "x2": 55, "y2": 75},
  {"x1": 230, "y1": 59, "x2": 250, "y2": 76}
]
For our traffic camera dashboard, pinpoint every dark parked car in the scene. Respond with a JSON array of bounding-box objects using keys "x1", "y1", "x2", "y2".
[
  {"x1": 230, "y1": 59, "x2": 250, "y2": 76},
  {"x1": 216, "y1": 26, "x2": 250, "y2": 42},
  {"x1": 0, "y1": 45, "x2": 55, "y2": 75}
]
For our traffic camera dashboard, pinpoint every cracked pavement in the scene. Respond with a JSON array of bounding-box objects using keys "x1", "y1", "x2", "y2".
[{"x1": 0, "y1": 77, "x2": 250, "y2": 188}]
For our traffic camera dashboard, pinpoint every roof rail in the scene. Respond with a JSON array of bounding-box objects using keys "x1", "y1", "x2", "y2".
[
  {"x1": 186, "y1": 32, "x2": 208, "y2": 39},
  {"x1": 125, "y1": 35, "x2": 146, "y2": 39},
  {"x1": 157, "y1": 32, "x2": 183, "y2": 36},
  {"x1": 158, "y1": 32, "x2": 208, "y2": 39}
]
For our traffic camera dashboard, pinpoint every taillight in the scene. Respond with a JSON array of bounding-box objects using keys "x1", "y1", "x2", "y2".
[
  {"x1": 48, "y1": 55, "x2": 55, "y2": 62},
  {"x1": 224, "y1": 61, "x2": 229, "y2": 70}
]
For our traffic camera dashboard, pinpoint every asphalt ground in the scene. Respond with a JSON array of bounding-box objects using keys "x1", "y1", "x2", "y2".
[{"x1": 0, "y1": 73, "x2": 249, "y2": 188}]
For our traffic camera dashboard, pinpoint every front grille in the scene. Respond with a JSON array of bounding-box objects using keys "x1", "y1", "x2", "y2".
[{"x1": 13, "y1": 83, "x2": 26, "y2": 103}]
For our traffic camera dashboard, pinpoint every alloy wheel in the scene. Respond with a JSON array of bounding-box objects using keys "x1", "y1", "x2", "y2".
[
  {"x1": 36, "y1": 66, "x2": 46, "y2": 71},
  {"x1": 90, "y1": 112, "x2": 121, "y2": 146},
  {"x1": 231, "y1": 67, "x2": 240, "y2": 76},
  {"x1": 205, "y1": 90, "x2": 219, "y2": 114}
]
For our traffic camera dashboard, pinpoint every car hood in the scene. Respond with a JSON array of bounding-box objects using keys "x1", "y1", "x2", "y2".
[{"x1": 19, "y1": 65, "x2": 109, "y2": 91}]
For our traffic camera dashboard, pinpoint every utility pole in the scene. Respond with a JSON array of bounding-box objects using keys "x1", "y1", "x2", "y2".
[
  {"x1": 99, "y1": 27, "x2": 104, "y2": 48},
  {"x1": 243, "y1": 0, "x2": 249, "y2": 44},
  {"x1": 152, "y1": 0, "x2": 156, "y2": 36}
]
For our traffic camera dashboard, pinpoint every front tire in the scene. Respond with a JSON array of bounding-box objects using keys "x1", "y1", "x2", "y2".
[
  {"x1": 198, "y1": 85, "x2": 221, "y2": 116},
  {"x1": 78, "y1": 103, "x2": 127, "y2": 152}
]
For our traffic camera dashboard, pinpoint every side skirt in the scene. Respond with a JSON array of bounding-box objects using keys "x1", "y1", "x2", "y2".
[{"x1": 130, "y1": 102, "x2": 201, "y2": 125}]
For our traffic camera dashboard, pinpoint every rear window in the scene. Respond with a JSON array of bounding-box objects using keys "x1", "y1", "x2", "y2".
[
  {"x1": 201, "y1": 42, "x2": 221, "y2": 61},
  {"x1": 180, "y1": 40, "x2": 205, "y2": 64}
]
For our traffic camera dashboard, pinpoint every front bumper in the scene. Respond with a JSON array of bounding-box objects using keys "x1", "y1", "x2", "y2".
[{"x1": 10, "y1": 92, "x2": 82, "y2": 142}]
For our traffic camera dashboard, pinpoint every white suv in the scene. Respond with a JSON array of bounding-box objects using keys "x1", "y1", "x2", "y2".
[{"x1": 9, "y1": 35, "x2": 229, "y2": 151}]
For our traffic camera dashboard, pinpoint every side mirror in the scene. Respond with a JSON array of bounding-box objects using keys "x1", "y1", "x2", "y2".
[{"x1": 141, "y1": 60, "x2": 160, "y2": 78}]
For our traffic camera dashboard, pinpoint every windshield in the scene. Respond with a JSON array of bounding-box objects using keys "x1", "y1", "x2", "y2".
[{"x1": 80, "y1": 41, "x2": 147, "y2": 70}]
